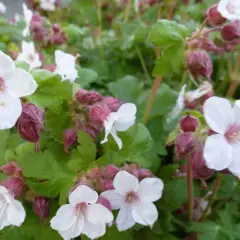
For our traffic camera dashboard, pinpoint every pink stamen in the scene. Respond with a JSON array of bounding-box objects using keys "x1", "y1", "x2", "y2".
[
  {"x1": 0, "y1": 77, "x2": 5, "y2": 91},
  {"x1": 75, "y1": 202, "x2": 87, "y2": 215},
  {"x1": 225, "y1": 124, "x2": 240, "y2": 144},
  {"x1": 125, "y1": 192, "x2": 139, "y2": 204}
]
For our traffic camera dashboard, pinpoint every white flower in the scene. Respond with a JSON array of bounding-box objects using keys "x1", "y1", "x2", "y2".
[
  {"x1": 54, "y1": 50, "x2": 78, "y2": 82},
  {"x1": 0, "y1": 186, "x2": 26, "y2": 230},
  {"x1": 101, "y1": 171, "x2": 164, "y2": 231},
  {"x1": 203, "y1": 96, "x2": 240, "y2": 176},
  {"x1": 101, "y1": 103, "x2": 137, "y2": 150},
  {"x1": 50, "y1": 185, "x2": 113, "y2": 240},
  {"x1": 0, "y1": 2, "x2": 6, "y2": 14},
  {"x1": 218, "y1": 0, "x2": 240, "y2": 20},
  {"x1": 22, "y1": 3, "x2": 33, "y2": 37},
  {"x1": 17, "y1": 41, "x2": 42, "y2": 70},
  {"x1": 40, "y1": 0, "x2": 56, "y2": 11},
  {"x1": 0, "y1": 51, "x2": 38, "y2": 129}
]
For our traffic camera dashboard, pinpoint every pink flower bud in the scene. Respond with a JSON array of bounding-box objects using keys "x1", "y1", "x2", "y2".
[
  {"x1": 16, "y1": 103, "x2": 44, "y2": 144},
  {"x1": 33, "y1": 196, "x2": 50, "y2": 219},
  {"x1": 175, "y1": 133, "x2": 195, "y2": 158},
  {"x1": 103, "y1": 97, "x2": 121, "y2": 112},
  {"x1": 0, "y1": 162, "x2": 21, "y2": 176},
  {"x1": 185, "y1": 50, "x2": 213, "y2": 79},
  {"x1": 97, "y1": 196, "x2": 112, "y2": 211},
  {"x1": 76, "y1": 89, "x2": 103, "y2": 105},
  {"x1": 43, "y1": 64, "x2": 56, "y2": 72},
  {"x1": 88, "y1": 103, "x2": 110, "y2": 124},
  {"x1": 180, "y1": 114, "x2": 198, "y2": 132},
  {"x1": 103, "y1": 165, "x2": 119, "y2": 178},
  {"x1": 2, "y1": 177, "x2": 25, "y2": 198},
  {"x1": 221, "y1": 20, "x2": 240, "y2": 42},
  {"x1": 138, "y1": 168, "x2": 153, "y2": 179},
  {"x1": 52, "y1": 24, "x2": 61, "y2": 33},
  {"x1": 63, "y1": 129, "x2": 77, "y2": 153},
  {"x1": 87, "y1": 167, "x2": 102, "y2": 179},
  {"x1": 206, "y1": 4, "x2": 226, "y2": 26},
  {"x1": 98, "y1": 178, "x2": 114, "y2": 191}
]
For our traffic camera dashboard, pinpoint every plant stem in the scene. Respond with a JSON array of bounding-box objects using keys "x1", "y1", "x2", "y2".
[
  {"x1": 96, "y1": 0, "x2": 104, "y2": 58},
  {"x1": 200, "y1": 175, "x2": 224, "y2": 221},
  {"x1": 227, "y1": 81, "x2": 238, "y2": 97},
  {"x1": 143, "y1": 76, "x2": 162, "y2": 124},
  {"x1": 124, "y1": 0, "x2": 131, "y2": 22},
  {"x1": 186, "y1": 156, "x2": 193, "y2": 221},
  {"x1": 135, "y1": 46, "x2": 152, "y2": 84}
]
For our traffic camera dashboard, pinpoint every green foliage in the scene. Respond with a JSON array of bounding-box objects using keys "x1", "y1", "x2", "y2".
[{"x1": 77, "y1": 68, "x2": 98, "y2": 88}]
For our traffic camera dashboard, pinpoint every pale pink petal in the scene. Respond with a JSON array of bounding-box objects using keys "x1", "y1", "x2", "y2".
[
  {"x1": 100, "y1": 190, "x2": 124, "y2": 210},
  {"x1": 86, "y1": 203, "x2": 113, "y2": 224},
  {"x1": 0, "y1": 201, "x2": 10, "y2": 230},
  {"x1": 203, "y1": 97, "x2": 233, "y2": 134},
  {"x1": 204, "y1": 134, "x2": 232, "y2": 171},
  {"x1": 69, "y1": 185, "x2": 98, "y2": 205},
  {"x1": 132, "y1": 202, "x2": 158, "y2": 226},
  {"x1": 116, "y1": 204, "x2": 135, "y2": 231},
  {"x1": 228, "y1": 143, "x2": 240, "y2": 176},
  {"x1": 113, "y1": 171, "x2": 139, "y2": 195},
  {"x1": 138, "y1": 178, "x2": 164, "y2": 203},
  {"x1": 233, "y1": 100, "x2": 240, "y2": 123},
  {"x1": 0, "y1": 51, "x2": 15, "y2": 72},
  {"x1": 110, "y1": 127, "x2": 123, "y2": 150},
  {"x1": 82, "y1": 220, "x2": 106, "y2": 239}
]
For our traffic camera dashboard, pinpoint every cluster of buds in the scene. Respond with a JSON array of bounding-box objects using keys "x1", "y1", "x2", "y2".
[
  {"x1": 30, "y1": 13, "x2": 67, "y2": 46},
  {"x1": 75, "y1": 164, "x2": 153, "y2": 193},
  {"x1": 16, "y1": 103, "x2": 44, "y2": 151},
  {"x1": 65, "y1": 89, "x2": 121, "y2": 152},
  {"x1": 33, "y1": 196, "x2": 50, "y2": 219}
]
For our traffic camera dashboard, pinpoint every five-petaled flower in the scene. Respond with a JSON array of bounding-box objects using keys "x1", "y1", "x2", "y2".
[
  {"x1": 101, "y1": 171, "x2": 164, "y2": 231},
  {"x1": 50, "y1": 185, "x2": 113, "y2": 240},
  {"x1": 203, "y1": 96, "x2": 240, "y2": 176},
  {"x1": 54, "y1": 50, "x2": 78, "y2": 82},
  {"x1": 101, "y1": 103, "x2": 137, "y2": 150},
  {"x1": 17, "y1": 41, "x2": 42, "y2": 70},
  {"x1": 0, "y1": 51, "x2": 38, "y2": 130},
  {"x1": 22, "y1": 3, "x2": 33, "y2": 37},
  {"x1": 40, "y1": 0, "x2": 56, "y2": 11},
  {"x1": 0, "y1": 186, "x2": 26, "y2": 230},
  {"x1": 218, "y1": 0, "x2": 240, "y2": 20}
]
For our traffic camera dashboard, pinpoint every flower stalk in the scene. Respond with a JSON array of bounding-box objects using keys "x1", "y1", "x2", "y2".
[{"x1": 186, "y1": 155, "x2": 193, "y2": 221}]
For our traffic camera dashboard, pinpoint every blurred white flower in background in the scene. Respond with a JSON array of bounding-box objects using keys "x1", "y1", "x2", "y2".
[
  {"x1": 40, "y1": 0, "x2": 56, "y2": 11},
  {"x1": 218, "y1": 0, "x2": 240, "y2": 20},
  {"x1": 22, "y1": 3, "x2": 33, "y2": 37},
  {"x1": 0, "y1": 2, "x2": 6, "y2": 14}
]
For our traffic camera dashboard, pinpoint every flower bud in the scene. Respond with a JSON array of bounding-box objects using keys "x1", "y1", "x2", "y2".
[
  {"x1": 180, "y1": 114, "x2": 198, "y2": 132},
  {"x1": 138, "y1": 168, "x2": 153, "y2": 179},
  {"x1": 0, "y1": 162, "x2": 21, "y2": 176},
  {"x1": 175, "y1": 132, "x2": 195, "y2": 158},
  {"x1": 88, "y1": 103, "x2": 110, "y2": 124},
  {"x1": 206, "y1": 4, "x2": 226, "y2": 26},
  {"x1": 52, "y1": 24, "x2": 61, "y2": 33},
  {"x1": 97, "y1": 196, "x2": 112, "y2": 211},
  {"x1": 103, "y1": 97, "x2": 121, "y2": 112},
  {"x1": 63, "y1": 129, "x2": 77, "y2": 153},
  {"x1": 185, "y1": 50, "x2": 213, "y2": 79},
  {"x1": 103, "y1": 165, "x2": 119, "y2": 178},
  {"x1": 2, "y1": 177, "x2": 25, "y2": 198},
  {"x1": 98, "y1": 178, "x2": 114, "y2": 191},
  {"x1": 221, "y1": 20, "x2": 240, "y2": 42},
  {"x1": 33, "y1": 196, "x2": 50, "y2": 219},
  {"x1": 76, "y1": 89, "x2": 103, "y2": 105},
  {"x1": 16, "y1": 103, "x2": 44, "y2": 144}
]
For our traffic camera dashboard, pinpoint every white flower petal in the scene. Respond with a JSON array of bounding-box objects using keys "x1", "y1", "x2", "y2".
[
  {"x1": 7, "y1": 199, "x2": 26, "y2": 227},
  {"x1": 116, "y1": 204, "x2": 135, "y2": 231},
  {"x1": 69, "y1": 185, "x2": 98, "y2": 205},
  {"x1": 100, "y1": 190, "x2": 124, "y2": 210},
  {"x1": 138, "y1": 178, "x2": 164, "y2": 203},
  {"x1": 204, "y1": 134, "x2": 232, "y2": 171},
  {"x1": 233, "y1": 100, "x2": 240, "y2": 123},
  {"x1": 218, "y1": 0, "x2": 240, "y2": 21},
  {"x1": 0, "y1": 93, "x2": 22, "y2": 130},
  {"x1": 50, "y1": 204, "x2": 76, "y2": 231},
  {"x1": 203, "y1": 97, "x2": 233, "y2": 134},
  {"x1": 132, "y1": 202, "x2": 158, "y2": 226},
  {"x1": 110, "y1": 127, "x2": 123, "y2": 150},
  {"x1": 0, "y1": 51, "x2": 15, "y2": 72},
  {"x1": 101, "y1": 115, "x2": 116, "y2": 145},
  {"x1": 113, "y1": 171, "x2": 139, "y2": 195},
  {"x1": 4, "y1": 68, "x2": 37, "y2": 98},
  {"x1": 86, "y1": 204, "x2": 113, "y2": 224},
  {"x1": 22, "y1": 4, "x2": 32, "y2": 37},
  {"x1": 0, "y1": 202, "x2": 10, "y2": 230},
  {"x1": 82, "y1": 220, "x2": 106, "y2": 239},
  {"x1": 228, "y1": 143, "x2": 240, "y2": 176}
]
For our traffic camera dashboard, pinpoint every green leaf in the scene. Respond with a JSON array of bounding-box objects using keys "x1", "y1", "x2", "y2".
[
  {"x1": 100, "y1": 226, "x2": 133, "y2": 240},
  {"x1": 15, "y1": 61, "x2": 30, "y2": 71},
  {"x1": 77, "y1": 68, "x2": 98, "y2": 88}
]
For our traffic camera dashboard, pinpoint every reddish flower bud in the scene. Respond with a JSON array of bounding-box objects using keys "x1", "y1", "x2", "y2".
[
  {"x1": 0, "y1": 162, "x2": 21, "y2": 176},
  {"x1": 98, "y1": 178, "x2": 114, "y2": 191},
  {"x1": 221, "y1": 20, "x2": 240, "y2": 42},
  {"x1": 87, "y1": 167, "x2": 102, "y2": 179},
  {"x1": 185, "y1": 50, "x2": 213, "y2": 79},
  {"x1": 103, "y1": 97, "x2": 121, "y2": 112},
  {"x1": 52, "y1": 24, "x2": 61, "y2": 33},
  {"x1": 206, "y1": 4, "x2": 226, "y2": 26},
  {"x1": 88, "y1": 103, "x2": 110, "y2": 124},
  {"x1": 180, "y1": 114, "x2": 198, "y2": 132},
  {"x1": 97, "y1": 196, "x2": 112, "y2": 211},
  {"x1": 175, "y1": 133, "x2": 195, "y2": 158},
  {"x1": 76, "y1": 89, "x2": 103, "y2": 105},
  {"x1": 33, "y1": 196, "x2": 50, "y2": 219},
  {"x1": 16, "y1": 103, "x2": 44, "y2": 144},
  {"x1": 2, "y1": 177, "x2": 25, "y2": 198},
  {"x1": 138, "y1": 168, "x2": 153, "y2": 179},
  {"x1": 43, "y1": 64, "x2": 56, "y2": 72},
  {"x1": 103, "y1": 165, "x2": 119, "y2": 178},
  {"x1": 63, "y1": 129, "x2": 77, "y2": 153}
]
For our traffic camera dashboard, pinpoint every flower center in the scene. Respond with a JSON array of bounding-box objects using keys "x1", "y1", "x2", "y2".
[
  {"x1": 224, "y1": 124, "x2": 240, "y2": 144},
  {"x1": 0, "y1": 77, "x2": 5, "y2": 91},
  {"x1": 125, "y1": 191, "x2": 139, "y2": 204},
  {"x1": 75, "y1": 202, "x2": 87, "y2": 215},
  {"x1": 28, "y1": 54, "x2": 35, "y2": 63},
  {"x1": 226, "y1": 3, "x2": 236, "y2": 14}
]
